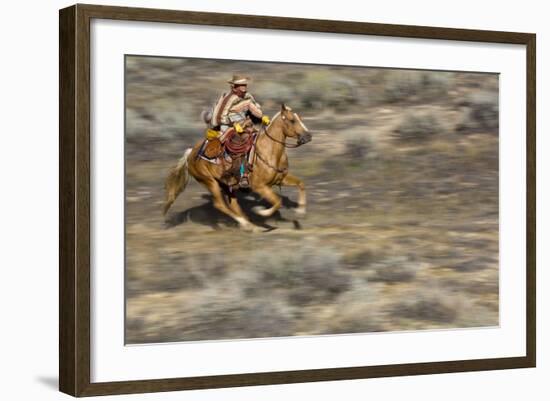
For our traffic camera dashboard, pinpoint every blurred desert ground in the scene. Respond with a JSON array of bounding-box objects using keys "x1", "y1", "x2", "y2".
[{"x1": 125, "y1": 56, "x2": 499, "y2": 344}]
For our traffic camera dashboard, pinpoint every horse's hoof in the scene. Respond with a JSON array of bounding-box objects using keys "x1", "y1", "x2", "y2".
[
  {"x1": 235, "y1": 217, "x2": 260, "y2": 232},
  {"x1": 252, "y1": 206, "x2": 272, "y2": 217},
  {"x1": 251, "y1": 225, "x2": 264, "y2": 233},
  {"x1": 241, "y1": 223, "x2": 262, "y2": 233},
  {"x1": 295, "y1": 206, "x2": 306, "y2": 216}
]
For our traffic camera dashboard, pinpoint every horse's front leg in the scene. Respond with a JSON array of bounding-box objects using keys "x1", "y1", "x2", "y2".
[
  {"x1": 252, "y1": 185, "x2": 282, "y2": 217},
  {"x1": 281, "y1": 173, "x2": 306, "y2": 216},
  {"x1": 204, "y1": 179, "x2": 259, "y2": 231}
]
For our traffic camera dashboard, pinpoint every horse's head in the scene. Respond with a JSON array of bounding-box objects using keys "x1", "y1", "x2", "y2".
[{"x1": 277, "y1": 103, "x2": 312, "y2": 146}]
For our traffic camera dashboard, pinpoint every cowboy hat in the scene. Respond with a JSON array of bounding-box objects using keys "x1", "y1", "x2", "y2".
[{"x1": 227, "y1": 74, "x2": 250, "y2": 85}]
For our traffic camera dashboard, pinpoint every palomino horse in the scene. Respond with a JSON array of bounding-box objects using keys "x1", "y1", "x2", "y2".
[{"x1": 163, "y1": 104, "x2": 312, "y2": 232}]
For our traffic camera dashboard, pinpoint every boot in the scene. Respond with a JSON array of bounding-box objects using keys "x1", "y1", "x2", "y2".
[{"x1": 239, "y1": 159, "x2": 251, "y2": 188}]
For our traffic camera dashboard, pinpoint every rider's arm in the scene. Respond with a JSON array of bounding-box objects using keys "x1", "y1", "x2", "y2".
[
  {"x1": 229, "y1": 97, "x2": 262, "y2": 119},
  {"x1": 243, "y1": 94, "x2": 263, "y2": 118}
]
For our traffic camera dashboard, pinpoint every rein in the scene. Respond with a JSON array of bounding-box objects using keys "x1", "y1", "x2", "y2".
[
  {"x1": 252, "y1": 117, "x2": 301, "y2": 174},
  {"x1": 255, "y1": 149, "x2": 288, "y2": 174}
]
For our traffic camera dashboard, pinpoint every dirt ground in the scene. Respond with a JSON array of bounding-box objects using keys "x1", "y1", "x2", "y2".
[{"x1": 125, "y1": 57, "x2": 499, "y2": 344}]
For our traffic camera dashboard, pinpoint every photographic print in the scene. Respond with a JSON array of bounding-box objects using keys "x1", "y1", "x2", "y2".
[{"x1": 124, "y1": 56, "x2": 499, "y2": 344}]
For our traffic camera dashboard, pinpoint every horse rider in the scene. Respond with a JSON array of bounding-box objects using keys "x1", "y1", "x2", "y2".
[{"x1": 205, "y1": 74, "x2": 270, "y2": 188}]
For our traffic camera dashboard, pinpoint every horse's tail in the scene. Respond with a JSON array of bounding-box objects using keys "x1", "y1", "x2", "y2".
[{"x1": 163, "y1": 148, "x2": 192, "y2": 216}]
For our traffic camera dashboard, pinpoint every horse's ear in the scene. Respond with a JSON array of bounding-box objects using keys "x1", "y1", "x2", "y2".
[{"x1": 281, "y1": 103, "x2": 286, "y2": 111}]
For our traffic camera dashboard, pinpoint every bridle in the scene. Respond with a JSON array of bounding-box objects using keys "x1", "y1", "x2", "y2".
[
  {"x1": 253, "y1": 113, "x2": 310, "y2": 174},
  {"x1": 261, "y1": 119, "x2": 304, "y2": 149}
]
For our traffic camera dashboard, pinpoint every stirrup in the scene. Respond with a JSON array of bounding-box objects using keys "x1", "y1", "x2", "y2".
[{"x1": 239, "y1": 175, "x2": 250, "y2": 188}]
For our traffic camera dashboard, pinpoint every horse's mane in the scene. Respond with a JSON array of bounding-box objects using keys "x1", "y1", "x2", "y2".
[
  {"x1": 268, "y1": 108, "x2": 309, "y2": 132},
  {"x1": 268, "y1": 111, "x2": 281, "y2": 128}
]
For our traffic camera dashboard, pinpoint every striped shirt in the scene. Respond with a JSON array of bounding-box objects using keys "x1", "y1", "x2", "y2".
[{"x1": 211, "y1": 91, "x2": 263, "y2": 129}]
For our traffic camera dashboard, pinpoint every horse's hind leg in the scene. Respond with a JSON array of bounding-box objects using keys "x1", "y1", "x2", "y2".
[
  {"x1": 227, "y1": 195, "x2": 253, "y2": 227},
  {"x1": 205, "y1": 179, "x2": 259, "y2": 232},
  {"x1": 281, "y1": 173, "x2": 306, "y2": 215}
]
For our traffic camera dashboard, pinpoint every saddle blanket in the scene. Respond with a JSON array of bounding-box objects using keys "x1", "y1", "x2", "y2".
[
  {"x1": 198, "y1": 153, "x2": 221, "y2": 164},
  {"x1": 198, "y1": 147, "x2": 234, "y2": 165}
]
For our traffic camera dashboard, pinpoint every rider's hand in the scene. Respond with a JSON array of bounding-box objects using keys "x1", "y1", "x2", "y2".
[
  {"x1": 261, "y1": 115, "x2": 270, "y2": 125},
  {"x1": 205, "y1": 128, "x2": 219, "y2": 139},
  {"x1": 234, "y1": 122, "x2": 244, "y2": 133}
]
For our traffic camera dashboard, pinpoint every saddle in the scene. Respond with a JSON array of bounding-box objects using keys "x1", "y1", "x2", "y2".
[{"x1": 198, "y1": 124, "x2": 258, "y2": 189}]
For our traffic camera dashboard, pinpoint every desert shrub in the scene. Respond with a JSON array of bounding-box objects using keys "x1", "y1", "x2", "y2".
[
  {"x1": 127, "y1": 252, "x2": 227, "y2": 296},
  {"x1": 389, "y1": 289, "x2": 459, "y2": 323},
  {"x1": 179, "y1": 268, "x2": 296, "y2": 340},
  {"x1": 368, "y1": 256, "x2": 419, "y2": 283},
  {"x1": 457, "y1": 90, "x2": 498, "y2": 132},
  {"x1": 127, "y1": 272, "x2": 296, "y2": 343},
  {"x1": 321, "y1": 282, "x2": 386, "y2": 334},
  {"x1": 381, "y1": 71, "x2": 452, "y2": 104},
  {"x1": 326, "y1": 77, "x2": 360, "y2": 111},
  {"x1": 126, "y1": 101, "x2": 200, "y2": 138},
  {"x1": 343, "y1": 253, "x2": 420, "y2": 283},
  {"x1": 185, "y1": 296, "x2": 294, "y2": 340},
  {"x1": 422, "y1": 73, "x2": 453, "y2": 99},
  {"x1": 343, "y1": 136, "x2": 374, "y2": 161},
  {"x1": 388, "y1": 283, "x2": 498, "y2": 329},
  {"x1": 251, "y1": 246, "x2": 351, "y2": 306},
  {"x1": 382, "y1": 71, "x2": 424, "y2": 103},
  {"x1": 446, "y1": 256, "x2": 495, "y2": 272},
  {"x1": 151, "y1": 101, "x2": 200, "y2": 136},
  {"x1": 343, "y1": 250, "x2": 376, "y2": 269},
  {"x1": 393, "y1": 111, "x2": 445, "y2": 141},
  {"x1": 255, "y1": 81, "x2": 295, "y2": 106},
  {"x1": 126, "y1": 108, "x2": 156, "y2": 138},
  {"x1": 293, "y1": 71, "x2": 358, "y2": 111}
]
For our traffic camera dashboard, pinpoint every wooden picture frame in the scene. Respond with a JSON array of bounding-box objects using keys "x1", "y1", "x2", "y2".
[{"x1": 59, "y1": 3, "x2": 536, "y2": 397}]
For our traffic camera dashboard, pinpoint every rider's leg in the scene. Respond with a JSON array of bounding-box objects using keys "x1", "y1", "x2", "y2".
[
  {"x1": 239, "y1": 160, "x2": 250, "y2": 188},
  {"x1": 239, "y1": 133, "x2": 256, "y2": 188}
]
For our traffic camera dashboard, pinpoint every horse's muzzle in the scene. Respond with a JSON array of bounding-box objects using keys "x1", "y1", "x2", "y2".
[{"x1": 297, "y1": 132, "x2": 312, "y2": 145}]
